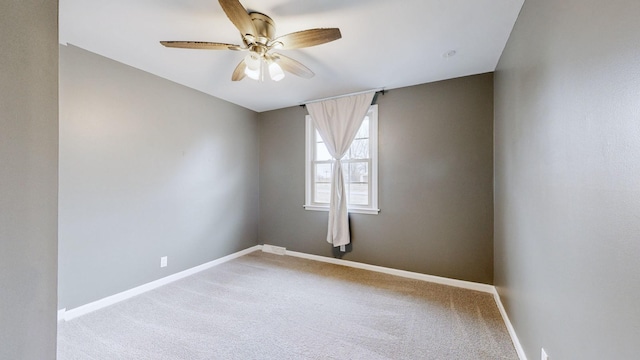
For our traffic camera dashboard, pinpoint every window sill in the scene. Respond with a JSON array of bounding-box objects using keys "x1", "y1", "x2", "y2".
[{"x1": 303, "y1": 205, "x2": 380, "y2": 215}]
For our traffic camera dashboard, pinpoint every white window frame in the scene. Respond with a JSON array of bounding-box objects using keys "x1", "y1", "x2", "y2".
[{"x1": 304, "y1": 105, "x2": 379, "y2": 215}]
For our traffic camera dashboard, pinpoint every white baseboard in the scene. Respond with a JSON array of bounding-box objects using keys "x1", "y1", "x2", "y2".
[
  {"x1": 59, "y1": 245, "x2": 262, "y2": 321},
  {"x1": 283, "y1": 248, "x2": 495, "y2": 294},
  {"x1": 58, "y1": 308, "x2": 66, "y2": 322},
  {"x1": 491, "y1": 288, "x2": 528, "y2": 360}
]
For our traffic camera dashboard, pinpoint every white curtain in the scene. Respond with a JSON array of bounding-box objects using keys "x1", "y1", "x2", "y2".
[{"x1": 306, "y1": 92, "x2": 375, "y2": 249}]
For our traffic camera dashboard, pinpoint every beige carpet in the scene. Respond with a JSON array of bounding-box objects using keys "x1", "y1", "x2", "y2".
[{"x1": 58, "y1": 251, "x2": 518, "y2": 359}]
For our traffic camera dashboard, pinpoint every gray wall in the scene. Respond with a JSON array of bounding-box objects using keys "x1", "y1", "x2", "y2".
[
  {"x1": 0, "y1": 1, "x2": 59, "y2": 359},
  {"x1": 59, "y1": 45, "x2": 260, "y2": 310},
  {"x1": 494, "y1": 0, "x2": 640, "y2": 359},
  {"x1": 260, "y1": 74, "x2": 494, "y2": 284}
]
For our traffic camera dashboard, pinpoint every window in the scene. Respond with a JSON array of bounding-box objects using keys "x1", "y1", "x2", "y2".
[{"x1": 304, "y1": 105, "x2": 379, "y2": 215}]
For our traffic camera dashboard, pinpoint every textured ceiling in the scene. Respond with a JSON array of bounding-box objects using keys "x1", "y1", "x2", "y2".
[{"x1": 60, "y1": 0, "x2": 524, "y2": 112}]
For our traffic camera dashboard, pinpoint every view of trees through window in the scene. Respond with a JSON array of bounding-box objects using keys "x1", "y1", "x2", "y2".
[{"x1": 313, "y1": 117, "x2": 371, "y2": 206}]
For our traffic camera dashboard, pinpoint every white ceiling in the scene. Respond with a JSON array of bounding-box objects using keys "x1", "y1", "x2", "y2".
[{"x1": 60, "y1": 0, "x2": 524, "y2": 112}]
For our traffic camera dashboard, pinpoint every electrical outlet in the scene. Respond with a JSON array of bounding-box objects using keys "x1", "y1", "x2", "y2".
[
  {"x1": 160, "y1": 256, "x2": 167, "y2": 268},
  {"x1": 541, "y1": 348, "x2": 549, "y2": 360}
]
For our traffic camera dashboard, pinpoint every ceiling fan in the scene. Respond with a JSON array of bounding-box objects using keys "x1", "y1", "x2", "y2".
[{"x1": 160, "y1": 0, "x2": 342, "y2": 82}]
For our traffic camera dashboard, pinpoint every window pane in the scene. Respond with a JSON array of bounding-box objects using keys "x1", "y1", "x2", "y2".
[
  {"x1": 349, "y1": 139, "x2": 369, "y2": 159},
  {"x1": 355, "y1": 117, "x2": 369, "y2": 139},
  {"x1": 314, "y1": 183, "x2": 331, "y2": 204},
  {"x1": 346, "y1": 162, "x2": 369, "y2": 183},
  {"x1": 315, "y1": 142, "x2": 332, "y2": 161},
  {"x1": 349, "y1": 183, "x2": 369, "y2": 206},
  {"x1": 347, "y1": 162, "x2": 369, "y2": 206},
  {"x1": 314, "y1": 163, "x2": 331, "y2": 204},
  {"x1": 315, "y1": 163, "x2": 332, "y2": 182},
  {"x1": 315, "y1": 130, "x2": 323, "y2": 142}
]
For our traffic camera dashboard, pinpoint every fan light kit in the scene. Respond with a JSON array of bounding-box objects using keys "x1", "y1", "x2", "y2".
[{"x1": 160, "y1": 0, "x2": 342, "y2": 82}]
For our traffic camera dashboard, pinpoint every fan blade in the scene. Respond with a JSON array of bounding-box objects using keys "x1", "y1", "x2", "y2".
[
  {"x1": 218, "y1": 0, "x2": 256, "y2": 37},
  {"x1": 273, "y1": 28, "x2": 341, "y2": 50},
  {"x1": 272, "y1": 53, "x2": 314, "y2": 79},
  {"x1": 231, "y1": 60, "x2": 247, "y2": 81},
  {"x1": 160, "y1": 41, "x2": 242, "y2": 51}
]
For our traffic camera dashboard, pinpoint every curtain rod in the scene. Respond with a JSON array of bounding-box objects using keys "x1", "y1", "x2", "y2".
[{"x1": 299, "y1": 89, "x2": 385, "y2": 107}]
